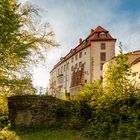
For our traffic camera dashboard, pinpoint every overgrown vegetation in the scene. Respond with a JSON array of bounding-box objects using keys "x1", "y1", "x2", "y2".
[
  {"x1": 54, "y1": 43, "x2": 140, "y2": 139},
  {"x1": 0, "y1": 127, "x2": 20, "y2": 140},
  {"x1": 0, "y1": 0, "x2": 57, "y2": 119},
  {"x1": 0, "y1": 0, "x2": 58, "y2": 137},
  {"x1": 76, "y1": 43, "x2": 140, "y2": 139},
  {"x1": 0, "y1": 0, "x2": 140, "y2": 139},
  {"x1": 13, "y1": 127, "x2": 91, "y2": 140},
  {"x1": 4, "y1": 43, "x2": 139, "y2": 140}
]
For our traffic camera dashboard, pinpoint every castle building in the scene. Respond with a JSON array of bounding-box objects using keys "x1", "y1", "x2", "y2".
[
  {"x1": 49, "y1": 26, "x2": 116, "y2": 99},
  {"x1": 103, "y1": 50, "x2": 140, "y2": 85}
]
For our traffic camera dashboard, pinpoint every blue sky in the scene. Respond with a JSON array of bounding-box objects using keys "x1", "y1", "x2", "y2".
[{"x1": 20, "y1": 0, "x2": 140, "y2": 87}]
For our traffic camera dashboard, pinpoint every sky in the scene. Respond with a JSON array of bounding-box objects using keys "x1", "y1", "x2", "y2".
[{"x1": 20, "y1": 0, "x2": 140, "y2": 88}]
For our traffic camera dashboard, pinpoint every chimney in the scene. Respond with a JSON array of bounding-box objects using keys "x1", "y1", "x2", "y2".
[
  {"x1": 91, "y1": 29, "x2": 94, "y2": 33},
  {"x1": 79, "y1": 38, "x2": 82, "y2": 44}
]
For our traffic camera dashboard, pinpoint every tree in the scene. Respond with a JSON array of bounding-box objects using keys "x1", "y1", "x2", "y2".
[
  {"x1": 78, "y1": 81, "x2": 103, "y2": 108},
  {"x1": 0, "y1": 0, "x2": 58, "y2": 89},
  {"x1": 104, "y1": 42, "x2": 131, "y2": 96},
  {"x1": 0, "y1": 0, "x2": 58, "y2": 115}
]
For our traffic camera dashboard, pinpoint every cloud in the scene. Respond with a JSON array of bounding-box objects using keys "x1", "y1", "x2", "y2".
[{"x1": 110, "y1": 11, "x2": 140, "y2": 53}]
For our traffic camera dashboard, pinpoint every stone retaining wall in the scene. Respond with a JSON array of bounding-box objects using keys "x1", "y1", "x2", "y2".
[{"x1": 8, "y1": 95, "x2": 69, "y2": 127}]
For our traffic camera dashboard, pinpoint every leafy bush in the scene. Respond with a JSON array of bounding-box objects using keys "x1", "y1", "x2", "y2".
[
  {"x1": 56, "y1": 100, "x2": 89, "y2": 129},
  {"x1": 0, "y1": 128, "x2": 20, "y2": 140},
  {"x1": 83, "y1": 92, "x2": 140, "y2": 139},
  {"x1": 78, "y1": 45, "x2": 140, "y2": 139},
  {"x1": 78, "y1": 81, "x2": 103, "y2": 108},
  {"x1": 0, "y1": 95, "x2": 8, "y2": 116},
  {"x1": 0, "y1": 116, "x2": 8, "y2": 128}
]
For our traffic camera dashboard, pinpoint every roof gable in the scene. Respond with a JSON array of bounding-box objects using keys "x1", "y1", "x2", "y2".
[
  {"x1": 87, "y1": 26, "x2": 115, "y2": 41},
  {"x1": 94, "y1": 26, "x2": 108, "y2": 33},
  {"x1": 131, "y1": 57, "x2": 140, "y2": 65}
]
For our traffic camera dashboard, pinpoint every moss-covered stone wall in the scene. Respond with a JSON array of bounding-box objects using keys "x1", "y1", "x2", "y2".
[{"x1": 8, "y1": 95, "x2": 69, "y2": 127}]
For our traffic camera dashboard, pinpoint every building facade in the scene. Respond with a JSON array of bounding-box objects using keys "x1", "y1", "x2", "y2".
[
  {"x1": 128, "y1": 51, "x2": 140, "y2": 84},
  {"x1": 103, "y1": 50, "x2": 140, "y2": 85},
  {"x1": 130, "y1": 58, "x2": 140, "y2": 84},
  {"x1": 49, "y1": 26, "x2": 116, "y2": 99}
]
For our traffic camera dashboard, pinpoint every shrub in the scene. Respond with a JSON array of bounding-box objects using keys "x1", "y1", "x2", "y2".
[
  {"x1": 78, "y1": 80, "x2": 103, "y2": 108},
  {"x1": 78, "y1": 44, "x2": 140, "y2": 139},
  {"x1": 0, "y1": 116, "x2": 8, "y2": 128},
  {"x1": 0, "y1": 128, "x2": 20, "y2": 140}
]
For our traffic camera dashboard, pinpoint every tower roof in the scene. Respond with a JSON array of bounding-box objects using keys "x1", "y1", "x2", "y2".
[
  {"x1": 86, "y1": 26, "x2": 115, "y2": 41},
  {"x1": 94, "y1": 26, "x2": 108, "y2": 33}
]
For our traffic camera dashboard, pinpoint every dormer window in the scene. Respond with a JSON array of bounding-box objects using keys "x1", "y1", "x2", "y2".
[
  {"x1": 101, "y1": 43, "x2": 106, "y2": 50},
  {"x1": 99, "y1": 32, "x2": 106, "y2": 39}
]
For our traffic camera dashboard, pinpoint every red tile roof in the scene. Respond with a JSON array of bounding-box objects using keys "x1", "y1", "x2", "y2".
[
  {"x1": 50, "y1": 26, "x2": 116, "y2": 72},
  {"x1": 107, "y1": 50, "x2": 140, "y2": 64},
  {"x1": 131, "y1": 57, "x2": 140, "y2": 65},
  {"x1": 94, "y1": 26, "x2": 108, "y2": 33}
]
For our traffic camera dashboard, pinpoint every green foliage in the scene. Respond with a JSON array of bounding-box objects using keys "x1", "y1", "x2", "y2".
[
  {"x1": 76, "y1": 44, "x2": 140, "y2": 139},
  {"x1": 0, "y1": 0, "x2": 57, "y2": 89},
  {"x1": 0, "y1": 116, "x2": 8, "y2": 128},
  {"x1": 9, "y1": 77, "x2": 37, "y2": 95},
  {"x1": 0, "y1": 0, "x2": 57, "y2": 115},
  {"x1": 78, "y1": 81, "x2": 103, "y2": 108},
  {"x1": 0, "y1": 77, "x2": 36, "y2": 116},
  {"x1": 13, "y1": 127, "x2": 90, "y2": 140},
  {"x1": 56, "y1": 100, "x2": 88, "y2": 129},
  {"x1": 84, "y1": 91, "x2": 140, "y2": 139},
  {"x1": 66, "y1": 101, "x2": 88, "y2": 129},
  {"x1": 104, "y1": 52, "x2": 131, "y2": 95},
  {"x1": 0, "y1": 95, "x2": 8, "y2": 116},
  {"x1": 0, "y1": 128, "x2": 20, "y2": 140},
  {"x1": 0, "y1": 0, "x2": 57, "y2": 73}
]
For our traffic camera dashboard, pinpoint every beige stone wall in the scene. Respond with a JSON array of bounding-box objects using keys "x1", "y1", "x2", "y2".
[
  {"x1": 103, "y1": 55, "x2": 140, "y2": 86},
  {"x1": 129, "y1": 62, "x2": 140, "y2": 84},
  {"x1": 66, "y1": 47, "x2": 91, "y2": 93},
  {"x1": 91, "y1": 41, "x2": 115, "y2": 81},
  {"x1": 8, "y1": 96, "x2": 70, "y2": 127},
  {"x1": 50, "y1": 40, "x2": 115, "y2": 99},
  {"x1": 49, "y1": 47, "x2": 91, "y2": 99}
]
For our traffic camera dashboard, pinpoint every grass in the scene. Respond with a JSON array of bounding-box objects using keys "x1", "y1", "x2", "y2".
[{"x1": 14, "y1": 127, "x2": 91, "y2": 140}]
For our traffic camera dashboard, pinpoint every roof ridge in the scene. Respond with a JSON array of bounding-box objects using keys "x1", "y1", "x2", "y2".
[{"x1": 94, "y1": 26, "x2": 108, "y2": 32}]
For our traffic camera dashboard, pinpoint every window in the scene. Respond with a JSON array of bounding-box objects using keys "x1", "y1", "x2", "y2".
[
  {"x1": 132, "y1": 72, "x2": 137, "y2": 77},
  {"x1": 79, "y1": 52, "x2": 82, "y2": 58},
  {"x1": 100, "y1": 63, "x2": 104, "y2": 70},
  {"x1": 58, "y1": 77, "x2": 63, "y2": 85},
  {"x1": 58, "y1": 68, "x2": 60, "y2": 75},
  {"x1": 61, "y1": 66, "x2": 63, "y2": 73},
  {"x1": 71, "y1": 57, "x2": 74, "y2": 62},
  {"x1": 66, "y1": 75, "x2": 69, "y2": 81},
  {"x1": 99, "y1": 32, "x2": 106, "y2": 38},
  {"x1": 79, "y1": 62, "x2": 82, "y2": 67},
  {"x1": 100, "y1": 76, "x2": 103, "y2": 82},
  {"x1": 100, "y1": 52, "x2": 106, "y2": 61},
  {"x1": 75, "y1": 54, "x2": 78, "y2": 60},
  {"x1": 71, "y1": 66, "x2": 73, "y2": 71},
  {"x1": 67, "y1": 62, "x2": 69, "y2": 70},
  {"x1": 84, "y1": 52, "x2": 86, "y2": 55},
  {"x1": 64, "y1": 65, "x2": 66, "y2": 71},
  {"x1": 101, "y1": 43, "x2": 106, "y2": 50},
  {"x1": 75, "y1": 63, "x2": 77, "y2": 68}
]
